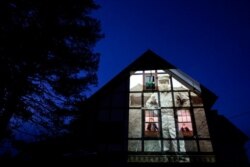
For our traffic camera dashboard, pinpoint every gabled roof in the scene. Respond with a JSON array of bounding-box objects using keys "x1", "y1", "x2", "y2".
[{"x1": 83, "y1": 49, "x2": 218, "y2": 109}]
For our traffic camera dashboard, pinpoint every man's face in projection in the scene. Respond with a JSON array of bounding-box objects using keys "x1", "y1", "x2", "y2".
[{"x1": 158, "y1": 76, "x2": 169, "y2": 91}]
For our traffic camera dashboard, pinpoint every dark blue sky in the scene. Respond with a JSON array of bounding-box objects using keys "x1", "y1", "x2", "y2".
[{"x1": 91, "y1": 0, "x2": 250, "y2": 160}]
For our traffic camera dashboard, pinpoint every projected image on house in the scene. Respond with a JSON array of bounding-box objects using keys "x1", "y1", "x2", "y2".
[{"x1": 128, "y1": 69, "x2": 215, "y2": 163}]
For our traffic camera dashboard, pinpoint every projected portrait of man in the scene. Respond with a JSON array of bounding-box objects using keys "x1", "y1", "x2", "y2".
[{"x1": 146, "y1": 75, "x2": 189, "y2": 153}]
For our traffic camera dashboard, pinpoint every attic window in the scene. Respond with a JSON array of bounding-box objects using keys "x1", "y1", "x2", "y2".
[
  {"x1": 145, "y1": 75, "x2": 155, "y2": 89},
  {"x1": 128, "y1": 69, "x2": 215, "y2": 163},
  {"x1": 145, "y1": 75, "x2": 156, "y2": 90}
]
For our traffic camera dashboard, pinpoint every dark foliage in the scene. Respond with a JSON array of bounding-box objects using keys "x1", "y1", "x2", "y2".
[{"x1": 0, "y1": 0, "x2": 103, "y2": 142}]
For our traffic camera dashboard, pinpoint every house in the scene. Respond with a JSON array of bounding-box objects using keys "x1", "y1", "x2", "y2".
[{"x1": 74, "y1": 50, "x2": 249, "y2": 166}]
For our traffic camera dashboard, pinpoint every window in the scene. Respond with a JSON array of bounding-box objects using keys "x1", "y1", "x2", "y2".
[
  {"x1": 128, "y1": 69, "x2": 215, "y2": 163},
  {"x1": 145, "y1": 75, "x2": 156, "y2": 90},
  {"x1": 177, "y1": 109, "x2": 193, "y2": 137},
  {"x1": 144, "y1": 110, "x2": 160, "y2": 138}
]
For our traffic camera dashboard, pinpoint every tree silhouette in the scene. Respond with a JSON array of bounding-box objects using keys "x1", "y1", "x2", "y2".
[{"x1": 0, "y1": 0, "x2": 103, "y2": 142}]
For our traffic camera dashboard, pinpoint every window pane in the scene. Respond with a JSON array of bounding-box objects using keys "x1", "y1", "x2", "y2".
[
  {"x1": 178, "y1": 123, "x2": 193, "y2": 138},
  {"x1": 157, "y1": 74, "x2": 170, "y2": 91},
  {"x1": 172, "y1": 78, "x2": 188, "y2": 90},
  {"x1": 163, "y1": 140, "x2": 178, "y2": 152},
  {"x1": 128, "y1": 140, "x2": 141, "y2": 152},
  {"x1": 134, "y1": 71, "x2": 143, "y2": 74},
  {"x1": 145, "y1": 70, "x2": 155, "y2": 73},
  {"x1": 144, "y1": 140, "x2": 161, "y2": 152},
  {"x1": 157, "y1": 69, "x2": 165, "y2": 73},
  {"x1": 159, "y1": 92, "x2": 173, "y2": 107},
  {"x1": 170, "y1": 69, "x2": 201, "y2": 92},
  {"x1": 184, "y1": 140, "x2": 198, "y2": 152},
  {"x1": 145, "y1": 75, "x2": 156, "y2": 90},
  {"x1": 177, "y1": 109, "x2": 193, "y2": 138},
  {"x1": 190, "y1": 92, "x2": 203, "y2": 107},
  {"x1": 199, "y1": 140, "x2": 213, "y2": 152},
  {"x1": 129, "y1": 109, "x2": 142, "y2": 138},
  {"x1": 174, "y1": 92, "x2": 190, "y2": 107},
  {"x1": 130, "y1": 93, "x2": 141, "y2": 107},
  {"x1": 130, "y1": 74, "x2": 143, "y2": 91},
  {"x1": 194, "y1": 108, "x2": 210, "y2": 138},
  {"x1": 144, "y1": 92, "x2": 159, "y2": 108}
]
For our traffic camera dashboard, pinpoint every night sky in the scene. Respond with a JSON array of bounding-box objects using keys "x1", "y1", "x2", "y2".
[{"x1": 91, "y1": 0, "x2": 250, "y2": 160}]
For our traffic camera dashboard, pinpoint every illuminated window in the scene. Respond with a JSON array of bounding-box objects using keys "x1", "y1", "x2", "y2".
[
  {"x1": 177, "y1": 109, "x2": 193, "y2": 137},
  {"x1": 145, "y1": 75, "x2": 156, "y2": 90},
  {"x1": 144, "y1": 110, "x2": 160, "y2": 138},
  {"x1": 128, "y1": 69, "x2": 215, "y2": 163}
]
